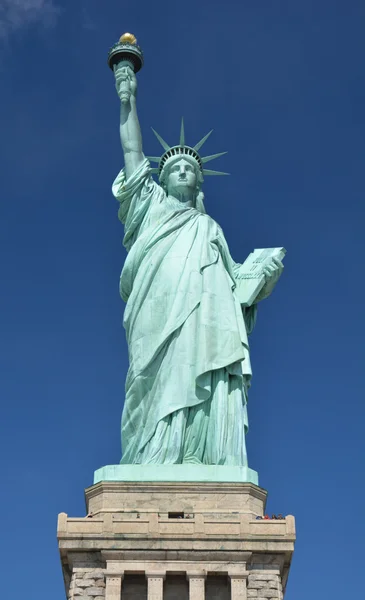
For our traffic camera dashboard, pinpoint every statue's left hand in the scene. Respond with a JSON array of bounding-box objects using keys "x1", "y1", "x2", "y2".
[
  {"x1": 263, "y1": 256, "x2": 283, "y2": 284},
  {"x1": 256, "y1": 257, "x2": 284, "y2": 301}
]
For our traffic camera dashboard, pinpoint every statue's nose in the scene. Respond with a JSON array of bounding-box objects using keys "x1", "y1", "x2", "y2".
[{"x1": 179, "y1": 167, "x2": 186, "y2": 178}]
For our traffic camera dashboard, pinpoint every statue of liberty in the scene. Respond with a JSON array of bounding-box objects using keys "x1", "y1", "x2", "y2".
[{"x1": 110, "y1": 35, "x2": 284, "y2": 468}]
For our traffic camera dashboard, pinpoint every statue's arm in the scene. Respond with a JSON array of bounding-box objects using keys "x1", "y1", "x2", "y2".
[{"x1": 114, "y1": 64, "x2": 144, "y2": 180}]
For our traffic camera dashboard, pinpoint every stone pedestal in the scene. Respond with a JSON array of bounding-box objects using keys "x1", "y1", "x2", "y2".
[{"x1": 58, "y1": 481, "x2": 295, "y2": 599}]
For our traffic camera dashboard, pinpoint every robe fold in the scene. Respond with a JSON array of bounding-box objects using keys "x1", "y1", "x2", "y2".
[{"x1": 112, "y1": 159, "x2": 256, "y2": 465}]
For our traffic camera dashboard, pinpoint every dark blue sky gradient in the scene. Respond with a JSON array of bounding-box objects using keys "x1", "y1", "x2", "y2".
[{"x1": 0, "y1": 1, "x2": 364, "y2": 598}]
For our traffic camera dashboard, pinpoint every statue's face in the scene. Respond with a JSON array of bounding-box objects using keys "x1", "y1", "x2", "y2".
[{"x1": 165, "y1": 158, "x2": 198, "y2": 200}]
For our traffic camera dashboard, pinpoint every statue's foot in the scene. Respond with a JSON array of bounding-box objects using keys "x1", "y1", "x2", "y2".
[{"x1": 182, "y1": 458, "x2": 203, "y2": 465}]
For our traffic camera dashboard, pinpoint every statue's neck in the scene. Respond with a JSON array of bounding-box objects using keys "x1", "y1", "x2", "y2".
[{"x1": 168, "y1": 192, "x2": 196, "y2": 208}]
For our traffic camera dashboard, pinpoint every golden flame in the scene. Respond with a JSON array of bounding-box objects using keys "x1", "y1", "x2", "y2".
[{"x1": 119, "y1": 33, "x2": 137, "y2": 45}]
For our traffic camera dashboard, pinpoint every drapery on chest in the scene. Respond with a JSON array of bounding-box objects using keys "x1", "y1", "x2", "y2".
[{"x1": 120, "y1": 210, "x2": 222, "y2": 301}]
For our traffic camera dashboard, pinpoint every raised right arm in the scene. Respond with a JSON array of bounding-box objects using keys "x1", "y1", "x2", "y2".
[{"x1": 114, "y1": 64, "x2": 145, "y2": 180}]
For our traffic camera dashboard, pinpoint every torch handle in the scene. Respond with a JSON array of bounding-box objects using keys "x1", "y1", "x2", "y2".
[
  {"x1": 114, "y1": 60, "x2": 135, "y2": 105},
  {"x1": 113, "y1": 58, "x2": 135, "y2": 72}
]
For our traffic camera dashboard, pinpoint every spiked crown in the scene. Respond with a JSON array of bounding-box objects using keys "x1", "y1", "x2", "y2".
[{"x1": 147, "y1": 119, "x2": 228, "y2": 178}]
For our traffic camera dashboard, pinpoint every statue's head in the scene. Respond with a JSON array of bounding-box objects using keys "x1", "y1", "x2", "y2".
[
  {"x1": 148, "y1": 119, "x2": 228, "y2": 211},
  {"x1": 160, "y1": 157, "x2": 203, "y2": 203}
]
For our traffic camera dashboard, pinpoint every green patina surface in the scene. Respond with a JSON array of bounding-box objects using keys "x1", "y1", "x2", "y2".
[
  {"x1": 97, "y1": 42, "x2": 285, "y2": 482},
  {"x1": 94, "y1": 464, "x2": 259, "y2": 485}
]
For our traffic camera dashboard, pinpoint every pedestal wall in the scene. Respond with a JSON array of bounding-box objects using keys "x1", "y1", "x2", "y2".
[{"x1": 58, "y1": 481, "x2": 295, "y2": 600}]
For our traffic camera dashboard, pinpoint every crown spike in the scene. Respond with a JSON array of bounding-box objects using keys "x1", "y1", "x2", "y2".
[
  {"x1": 179, "y1": 117, "x2": 185, "y2": 147},
  {"x1": 203, "y1": 169, "x2": 230, "y2": 176},
  {"x1": 151, "y1": 128, "x2": 170, "y2": 152},
  {"x1": 201, "y1": 151, "x2": 228, "y2": 164},
  {"x1": 194, "y1": 130, "x2": 213, "y2": 152},
  {"x1": 146, "y1": 156, "x2": 161, "y2": 163},
  {"x1": 149, "y1": 168, "x2": 159, "y2": 174}
]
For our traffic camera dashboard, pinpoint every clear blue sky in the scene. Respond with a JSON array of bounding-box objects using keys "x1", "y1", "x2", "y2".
[{"x1": 0, "y1": 1, "x2": 364, "y2": 598}]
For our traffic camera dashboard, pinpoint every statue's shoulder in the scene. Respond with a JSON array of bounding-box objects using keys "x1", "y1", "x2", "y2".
[{"x1": 202, "y1": 212, "x2": 221, "y2": 230}]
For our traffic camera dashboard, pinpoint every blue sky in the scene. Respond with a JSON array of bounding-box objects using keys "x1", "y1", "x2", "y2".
[{"x1": 0, "y1": 1, "x2": 364, "y2": 598}]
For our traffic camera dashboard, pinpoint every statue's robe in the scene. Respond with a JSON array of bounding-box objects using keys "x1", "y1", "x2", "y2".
[{"x1": 112, "y1": 159, "x2": 256, "y2": 465}]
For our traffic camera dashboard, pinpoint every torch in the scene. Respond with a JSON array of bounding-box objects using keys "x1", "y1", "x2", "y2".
[{"x1": 108, "y1": 33, "x2": 144, "y2": 104}]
